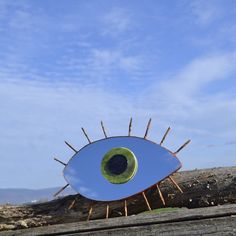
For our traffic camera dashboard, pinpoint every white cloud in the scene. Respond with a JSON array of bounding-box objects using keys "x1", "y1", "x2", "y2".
[
  {"x1": 190, "y1": 0, "x2": 222, "y2": 26},
  {"x1": 91, "y1": 49, "x2": 141, "y2": 73},
  {"x1": 151, "y1": 52, "x2": 236, "y2": 103},
  {"x1": 186, "y1": 1, "x2": 236, "y2": 50},
  {"x1": 0, "y1": 0, "x2": 7, "y2": 20},
  {"x1": 9, "y1": 9, "x2": 32, "y2": 30},
  {"x1": 140, "y1": 52, "x2": 236, "y2": 169},
  {"x1": 102, "y1": 7, "x2": 132, "y2": 35}
]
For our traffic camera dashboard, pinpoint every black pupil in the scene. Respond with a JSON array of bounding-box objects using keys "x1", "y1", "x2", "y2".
[{"x1": 107, "y1": 155, "x2": 128, "y2": 175}]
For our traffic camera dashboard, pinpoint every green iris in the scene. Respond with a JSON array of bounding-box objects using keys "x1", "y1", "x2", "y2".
[{"x1": 101, "y1": 147, "x2": 138, "y2": 184}]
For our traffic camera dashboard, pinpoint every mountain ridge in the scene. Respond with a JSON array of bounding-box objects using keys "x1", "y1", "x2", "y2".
[{"x1": 0, "y1": 187, "x2": 76, "y2": 205}]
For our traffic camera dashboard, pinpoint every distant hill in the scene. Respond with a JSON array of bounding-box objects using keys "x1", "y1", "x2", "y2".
[{"x1": 0, "y1": 187, "x2": 76, "y2": 205}]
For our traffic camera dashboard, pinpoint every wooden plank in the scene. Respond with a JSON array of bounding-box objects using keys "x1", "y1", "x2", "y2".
[
  {"x1": 2, "y1": 204, "x2": 235, "y2": 235},
  {"x1": 77, "y1": 216, "x2": 236, "y2": 236}
]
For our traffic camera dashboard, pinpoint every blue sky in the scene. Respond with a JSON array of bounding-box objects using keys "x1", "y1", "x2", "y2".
[{"x1": 0, "y1": 0, "x2": 236, "y2": 189}]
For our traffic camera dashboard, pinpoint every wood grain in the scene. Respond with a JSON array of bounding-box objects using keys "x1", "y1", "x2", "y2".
[{"x1": 1, "y1": 204, "x2": 235, "y2": 235}]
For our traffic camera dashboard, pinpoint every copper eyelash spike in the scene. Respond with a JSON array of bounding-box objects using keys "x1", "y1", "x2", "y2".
[
  {"x1": 54, "y1": 157, "x2": 66, "y2": 166},
  {"x1": 174, "y1": 139, "x2": 191, "y2": 154},
  {"x1": 68, "y1": 198, "x2": 76, "y2": 210},
  {"x1": 156, "y1": 184, "x2": 166, "y2": 205},
  {"x1": 53, "y1": 184, "x2": 69, "y2": 197},
  {"x1": 142, "y1": 191, "x2": 152, "y2": 211},
  {"x1": 81, "y1": 127, "x2": 92, "y2": 143},
  {"x1": 160, "y1": 127, "x2": 171, "y2": 146},
  {"x1": 101, "y1": 121, "x2": 108, "y2": 138},
  {"x1": 65, "y1": 141, "x2": 78, "y2": 153},
  {"x1": 87, "y1": 205, "x2": 93, "y2": 221},
  {"x1": 128, "y1": 117, "x2": 132, "y2": 136},
  {"x1": 106, "y1": 204, "x2": 109, "y2": 219},
  {"x1": 169, "y1": 176, "x2": 183, "y2": 193},
  {"x1": 124, "y1": 200, "x2": 128, "y2": 217},
  {"x1": 144, "y1": 118, "x2": 152, "y2": 139}
]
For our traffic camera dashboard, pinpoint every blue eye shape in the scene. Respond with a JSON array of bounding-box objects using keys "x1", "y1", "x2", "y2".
[
  {"x1": 63, "y1": 136, "x2": 181, "y2": 201},
  {"x1": 54, "y1": 119, "x2": 190, "y2": 218}
]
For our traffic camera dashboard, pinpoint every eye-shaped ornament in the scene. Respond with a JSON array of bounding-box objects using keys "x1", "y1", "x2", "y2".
[{"x1": 53, "y1": 119, "x2": 191, "y2": 219}]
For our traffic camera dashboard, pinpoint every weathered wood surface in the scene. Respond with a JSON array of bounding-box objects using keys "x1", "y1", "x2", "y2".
[
  {"x1": 2, "y1": 204, "x2": 236, "y2": 235},
  {"x1": 0, "y1": 166, "x2": 235, "y2": 231}
]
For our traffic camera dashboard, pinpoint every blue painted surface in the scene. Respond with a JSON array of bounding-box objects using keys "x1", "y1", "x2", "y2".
[{"x1": 63, "y1": 137, "x2": 181, "y2": 201}]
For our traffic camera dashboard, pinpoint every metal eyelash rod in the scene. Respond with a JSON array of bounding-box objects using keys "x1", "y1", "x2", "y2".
[{"x1": 101, "y1": 121, "x2": 108, "y2": 138}]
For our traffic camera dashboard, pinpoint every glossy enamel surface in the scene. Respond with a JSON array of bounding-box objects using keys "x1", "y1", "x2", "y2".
[
  {"x1": 63, "y1": 136, "x2": 181, "y2": 201},
  {"x1": 101, "y1": 147, "x2": 138, "y2": 184}
]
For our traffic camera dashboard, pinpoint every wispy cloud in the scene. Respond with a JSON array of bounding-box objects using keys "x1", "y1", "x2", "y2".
[
  {"x1": 150, "y1": 52, "x2": 236, "y2": 102},
  {"x1": 91, "y1": 48, "x2": 141, "y2": 73},
  {"x1": 187, "y1": 1, "x2": 236, "y2": 53},
  {"x1": 102, "y1": 7, "x2": 132, "y2": 35},
  {"x1": 206, "y1": 141, "x2": 236, "y2": 148},
  {"x1": 190, "y1": 0, "x2": 222, "y2": 26}
]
